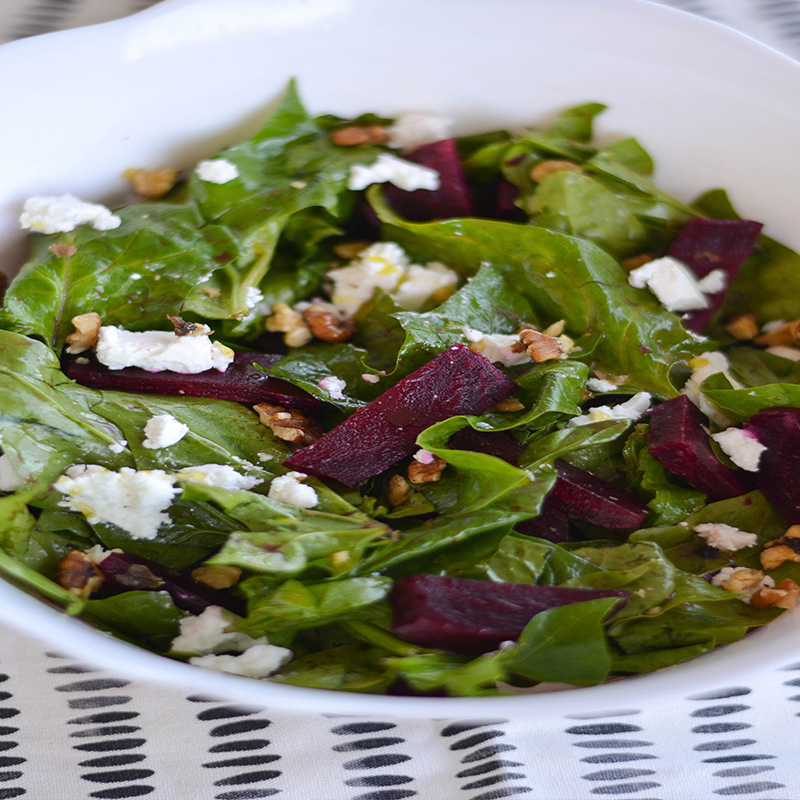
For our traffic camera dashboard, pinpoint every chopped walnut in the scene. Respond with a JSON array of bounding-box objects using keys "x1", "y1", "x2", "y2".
[
  {"x1": 407, "y1": 454, "x2": 446, "y2": 484},
  {"x1": 519, "y1": 328, "x2": 564, "y2": 362},
  {"x1": 123, "y1": 167, "x2": 180, "y2": 199},
  {"x1": 303, "y1": 304, "x2": 357, "y2": 342},
  {"x1": 49, "y1": 242, "x2": 77, "y2": 259},
  {"x1": 333, "y1": 241, "x2": 371, "y2": 259},
  {"x1": 265, "y1": 302, "x2": 313, "y2": 348},
  {"x1": 330, "y1": 125, "x2": 388, "y2": 147},
  {"x1": 718, "y1": 568, "x2": 770, "y2": 594},
  {"x1": 621, "y1": 253, "x2": 653, "y2": 271},
  {"x1": 65, "y1": 312, "x2": 102, "y2": 354},
  {"x1": 755, "y1": 319, "x2": 800, "y2": 347},
  {"x1": 760, "y1": 544, "x2": 800, "y2": 570},
  {"x1": 494, "y1": 398, "x2": 525, "y2": 413},
  {"x1": 724, "y1": 313, "x2": 760, "y2": 341},
  {"x1": 751, "y1": 578, "x2": 800, "y2": 610},
  {"x1": 191, "y1": 565, "x2": 242, "y2": 590},
  {"x1": 387, "y1": 474, "x2": 412, "y2": 506},
  {"x1": 529, "y1": 159, "x2": 583, "y2": 183},
  {"x1": 542, "y1": 319, "x2": 566, "y2": 337},
  {"x1": 56, "y1": 550, "x2": 104, "y2": 599},
  {"x1": 167, "y1": 315, "x2": 212, "y2": 337},
  {"x1": 253, "y1": 403, "x2": 321, "y2": 446}
]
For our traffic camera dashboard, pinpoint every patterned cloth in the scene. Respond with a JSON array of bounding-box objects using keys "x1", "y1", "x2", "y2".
[{"x1": 1, "y1": 2, "x2": 800, "y2": 798}]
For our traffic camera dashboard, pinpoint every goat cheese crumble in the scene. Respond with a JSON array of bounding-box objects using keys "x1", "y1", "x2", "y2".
[
  {"x1": 20, "y1": 194, "x2": 121, "y2": 234},
  {"x1": 174, "y1": 464, "x2": 262, "y2": 491},
  {"x1": 318, "y1": 375, "x2": 347, "y2": 400},
  {"x1": 142, "y1": 414, "x2": 190, "y2": 449},
  {"x1": 347, "y1": 153, "x2": 440, "y2": 192},
  {"x1": 195, "y1": 158, "x2": 239, "y2": 184},
  {"x1": 268, "y1": 472, "x2": 319, "y2": 509},
  {"x1": 568, "y1": 392, "x2": 652, "y2": 427},
  {"x1": 189, "y1": 643, "x2": 293, "y2": 679},
  {"x1": 387, "y1": 112, "x2": 451, "y2": 151},
  {"x1": 710, "y1": 427, "x2": 767, "y2": 472},
  {"x1": 694, "y1": 522, "x2": 758, "y2": 551},
  {"x1": 171, "y1": 605, "x2": 266, "y2": 655},
  {"x1": 628, "y1": 257, "x2": 726, "y2": 313}
]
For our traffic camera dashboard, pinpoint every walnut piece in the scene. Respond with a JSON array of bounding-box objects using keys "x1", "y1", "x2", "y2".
[
  {"x1": 494, "y1": 398, "x2": 525, "y2": 413},
  {"x1": 123, "y1": 167, "x2": 180, "y2": 199},
  {"x1": 519, "y1": 328, "x2": 564, "y2": 362},
  {"x1": 621, "y1": 253, "x2": 653, "y2": 271},
  {"x1": 167, "y1": 315, "x2": 212, "y2": 337},
  {"x1": 529, "y1": 159, "x2": 582, "y2": 183},
  {"x1": 330, "y1": 125, "x2": 388, "y2": 147},
  {"x1": 49, "y1": 242, "x2": 77, "y2": 259},
  {"x1": 724, "y1": 313, "x2": 760, "y2": 341},
  {"x1": 191, "y1": 565, "x2": 242, "y2": 590},
  {"x1": 265, "y1": 302, "x2": 313, "y2": 348},
  {"x1": 303, "y1": 304, "x2": 357, "y2": 342},
  {"x1": 760, "y1": 526, "x2": 800, "y2": 569},
  {"x1": 755, "y1": 319, "x2": 800, "y2": 347},
  {"x1": 65, "y1": 312, "x2": 102, "y2": 354},
  {"x1": 751, "y1": 578, "x2": 800, "y2": 610},
  {"x1": 387, "y1": 474, "x2": 412, "y2": 506},
  {"x1": 407, "y1": 455, "x2": 446, "y2": 484},
  {"x1": 56, "y1": 550, "x2": 104, "y2": 599},
  {"x1": 719, "y1": 568, "x2": 770, "y2": 594},
  {"x1": 253, "y1": 403, "x2": 321, "y2": 446}
]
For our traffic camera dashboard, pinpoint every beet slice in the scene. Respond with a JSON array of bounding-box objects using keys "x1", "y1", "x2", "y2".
[
  {"x1": 514, "y1": 502, "x2": 571, "y2": 543},
  {"x1": 448, "y1": 427, "x2": 526, "y2": 466},
  {"x1": 284, "y1": 343, "x2": 515, "y2": 487},
  {"x1": 667, "y1": 218, "x2": 762, "y2": 332},
  {"x1": 98, "y1": 551, "x2": 244, "y2": 616},
  {"x1": 383, "y1": 138, "x2": 476, "y2": 221},
  {"x1": 65, "y1": 351, "x2": 320, "y2": 412},
  {"x1": 647, "y1": 395, "x2": 744, "y2": 500},
  {"x1": 391, "y1": 574, "x2": 628, "y2": 654},
  {"x1": 743, "y1": 407, "x2": 800, "y2": 523},
  {"x1": 547, "y1": 459, "x2": 649, "y2": 530}
]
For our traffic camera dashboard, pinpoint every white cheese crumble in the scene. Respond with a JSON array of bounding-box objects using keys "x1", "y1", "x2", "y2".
[
  {"x1": 0, "y1": 454, "x2": 23, "y2": 492},
  {"x1": 189, "y1": 643, "x2": 293, "y2": 679},
  {"x1": 171, "y1": 605, "x2": 266, "y2": 655},
  {"x1": 696, "y1": 268, "x2": 727, "y2": 295},
  {"x1": 682, "y1": 351, "x2": 742, "y2": 427},
  {"x1": 694, "y1": 522, "x2": 758, "y2": 551},
  {"x1": 767, "y1": 345, "x2": 800, "y2": 362},
  {"x1": 568, "y1": 392, "x2": 652, "y2": 427},
  {"x1": 195, "y1": 158, "x2": 239, "y2": 184},
  {"x1": 268, "y1": 472, "x2": 319, "y2": 509},
  {"x1": 95, "y1": 327, "x2": 234, "y2": 373},
  {"x1": 587, "y1": 377, "x2": 620, "y2": 393},
  {"x1": 20, "y1": 194, "x2": 121, "y2": 234},
  {"x1": 142, "y1": 414, "x2": 190, "y2": 449},
  {"x1": 174, "y1": 464, "x2": 261, "y2": 491},
  {"x1": 53, "y1": 465, "x2": 179, "y2": 540},
  {"x1": 628, "y1": 256, "x2": 711, "y2": 312},
  {"x1": 347, "y1": 153, "x2": 440, "y2": 192},
  {"x1": 387, "y1": 112, "x2": 451, "y2": 151},
  {"x1": 710, "y1": 427, "x2": 767, "y2": 472},
  {"x1": 107, "y1": 439, "x2": 128, "y2": 454},
  {"x1": 462, "y1": 328, "x2": 529, "y2": 367},
  {"x1": 393, "y1": 262, "x2": 458, "y2": 311},
  {"x1": 318, "y1": 375, "x2": 347, "y2": 400}
]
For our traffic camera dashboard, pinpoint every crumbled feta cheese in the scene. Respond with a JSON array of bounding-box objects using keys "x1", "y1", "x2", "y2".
[
  {"x1": 189, "y1": 643, "x2": 293, "y2": 678},
  {"x1": 107, "y1": 439, "x2": 128, "y2": 454},
  {"x1": 95, "y1": 327, "x2": 234, "y2": 373},
  {"x1": 392, "y1": 262, "x2": 459, "y2": 311},
  {"x1": 462, "y1": 327, "x2": 529, "y2": 367},
  {"x1": 682, "y1": 351, "x2": 742, "y2": 426},
  {"x1": 53, "y1": 465, "x2": 179, "y2": 540},
  {"x1": 256, "y1": 452, "x2": 274, "y2": 463},
  {"x1": 413, "y1": 449, "x2": 436, "y2": 465},
  {"x1": 20, "y1": 194, "x2": 121, "y2": 234},
  {"x1": 696, "y1": 268, "x2": 727, "y2": 295},
  {"x1": 767, "y1": 345, "x2": 800, "y2": 362},
  {"x1": 171, "y1": 605, "x2": 265, "y2": 655},
  {"x1": 628, "y1": 256, "x2": 710, "y2": 312},
  {"x1": 174, "y1": 464, "x2": 261, "y2": 491},
  {"x1": 347, "y1": 153, "x2": 440, "y2": 192},
  {"x1": 142, "y1": 414, "x2": 190, "y2": 449},
  {"x1": 246, "y1": 287, "x2": 264, "y2": 309},
  {"x1": 587, "y1": 377, "x2": 619, "y2": 393},
  {"x1": 711, "y1": 427, "x2": 767, "y2": 472},
  {"x1": 195, "y1": 158, "x2": 239, "y2": 184},
  {"x1": 694, "y1": 522, "x2": 758, "y2": 551},
  {"x1": 0, "y1": 454, "x2": 23, "y2": 492},
  {"x1": 387, "y1": 112, "x2": 451, "y2": 151},
  {"x1": 268, "y1": 472, "x2": 319, "y2": 509},
  {"x1": 318, "y1": 375, "x2": 347, "y2": 400},
  {"x1": 85, "y1": 545, "x2": 115, "y2": 565},
  {"x1": 761, "y1": 319, "x2": 786, "y2": 334},
  {"x1": 568, "y1": 392, "x2": 652, "y2": 427}
]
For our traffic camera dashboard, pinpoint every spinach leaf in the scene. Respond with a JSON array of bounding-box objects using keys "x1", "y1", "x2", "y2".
[{"x1": 700, "y1": 371, "x2": 800, "y2": 422}]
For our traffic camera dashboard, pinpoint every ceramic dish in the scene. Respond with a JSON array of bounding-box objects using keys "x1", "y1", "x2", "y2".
[{"x1": 1, "y1": 0, "x2": 799, "y2": 719}]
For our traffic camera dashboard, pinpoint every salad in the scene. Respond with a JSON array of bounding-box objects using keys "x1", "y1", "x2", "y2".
[{"x1": 0, "y1": 82, "x2": 799, "y2": 696}]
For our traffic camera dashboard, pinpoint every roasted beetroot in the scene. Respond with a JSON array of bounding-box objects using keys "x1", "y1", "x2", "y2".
[
  {"x1": 65, "y1": 351, "x2": 320, "y2": 412},
  {"x1": 667, "y1": 218, "x2": 762, "y2": 332},
  {"x1": 648, "y1": 395, "x2": 744, "y2": 500},
  {"x1": 448, "y1": 427, "x2": 526, "y2": 466},
  {"x1": 743, "y1": 407, "x2": 800, "y2": 523},
  {"x1": 547, "y1": 459, "x2": 649, "y2": 530},
  {"x1": 391, "y1": 574, "x2": 628, "y2": 654},
  {"x1": 514, "y1": 502, "x2": 571, "y2": 543},
  {"x1": 284, "y1": 344, "x2": 515, "y2": 487},
  {"x1": 383, "y1": 138, "x2": 476, "y2": 221}
]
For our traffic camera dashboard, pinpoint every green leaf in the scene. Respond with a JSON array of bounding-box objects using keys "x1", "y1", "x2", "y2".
[{"x1": 700, "y1": 372, "x2": 800, "y2": 423}]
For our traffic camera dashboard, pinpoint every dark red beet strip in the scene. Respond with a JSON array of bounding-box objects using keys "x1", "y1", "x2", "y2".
[
  {"x1": 514, "y1": 501, "x2": 571, "y2": 543},
  {"x1": 743, "y1": 407, "x2": 800, "y2": 523},
  {"x1": 98, "y1": 551, "x2": 245, "y2": 616},
  {"x1": 64, "y1": 351, "x2": 320, "y2": 412},
  {"x1": 448, "y1": 427, "x2": 526, "y2": 466},
  {"x1": 647, "y1": 395, "x2": 744, "y2": 500},
  {"x1": 547, "y1": 459, "x2": 649, "y2": 530},
  {"x1": 391, "y1": 574, "x2": 628, "y2": 654},
  {"x1": 667, "y1": 218, "x2": 762, "y2": 332},
  {"x1": 284, "y1": 343, "x2": 515, "y2": 487}
]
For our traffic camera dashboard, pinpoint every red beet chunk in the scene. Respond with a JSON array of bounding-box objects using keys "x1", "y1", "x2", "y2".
[
  {"x1": 448, "y1": 427, "x2": 526, "y2": 466},
  {"x1": 391, "y1": 574, "x2": 628, "y2": 654},
  {"x1": 284, "y1": 343, "x2": 515, "y2": 487},
  {"x1": 514, "y1": 502, "x2": 571, "y2": 543},
  {"x1": 547, "y1": 460, "x2": 649, "y2": 530},
  {"x1": 65, "y1": 351, "x2": 320, "y2": 412},
  {"x1": 743, "y1": 407, "x2": 800, "y2": 523},
  {"x1": 667, "y1": 218, "x2": 762, "y2": 332},
  {"x1": 648, "y1": 395, "x2": 744, "y2": 500},
  {"x1": 98, "y1": 552, "x2": 245, "y2": 616},
  {"x1": 383, "y1": 138, "x2": 476, "y2": 221}
]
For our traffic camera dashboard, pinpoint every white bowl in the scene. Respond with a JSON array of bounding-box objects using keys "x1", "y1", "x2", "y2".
[{"x1": 1, "y1": 0, "x2": 799, "y2": 720}]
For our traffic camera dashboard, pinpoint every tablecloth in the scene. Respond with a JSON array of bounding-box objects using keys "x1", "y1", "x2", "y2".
[{"x1": 1, "y1": 1, "x2": 800, "y2": 798}]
